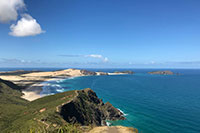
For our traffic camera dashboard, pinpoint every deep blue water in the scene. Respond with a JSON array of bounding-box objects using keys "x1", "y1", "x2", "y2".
[{"x1": 1, "y1": 68, "x2": 200, "y2": 132}]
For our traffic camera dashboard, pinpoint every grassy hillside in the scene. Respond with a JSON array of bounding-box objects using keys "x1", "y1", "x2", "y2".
[
  {"x1": 0, "y1": 79, "x2": 28, "y2": 131},
  {"x1": 4, "y1": 90, "x2": 82, "y2": 132},
  {"x1": 1, "y1": 78, "x2": 111, "y2": 133},
  {"x1": 0, "y1": 79, "x2": 85, "y2": 132}
]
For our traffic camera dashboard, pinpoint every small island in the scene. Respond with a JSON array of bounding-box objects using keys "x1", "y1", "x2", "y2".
[{"x1": 148, "y1": 70, "x2": 174, "y2": 75}]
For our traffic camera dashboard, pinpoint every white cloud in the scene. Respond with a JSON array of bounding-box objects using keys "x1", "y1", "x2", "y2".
[
  {"x1": 0, "y1": 0, "x2": 45, "y2": 37},
  {"x1": 9, "y1": 14, "x2": 45, "y2": 37},
  {"x1": 0, "y1": 0, "x2": 25, "y2": 23},
  {"x1": 85, "y1": 54, "x2": 108, "y2": 62},
  {"x1": 85, "y1": 54, "x2": 103, "y2": 58},
  {"x1": 59, "y1": 54, "x2": 109, "y2": 62}
]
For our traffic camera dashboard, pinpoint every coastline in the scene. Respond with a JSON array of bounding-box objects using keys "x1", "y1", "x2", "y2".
[
  {"x1": 21, "y1": 74, "x2": 131, "y2": 101},
  {"x1": 0, "y1": 68, "x2": 134, "y2": 101},
  {"x1": 21, "y1": 82, "x2": 44, "y2": 101},
  {"x1": 21, "y1": 77, "x2": 69, "y2": 101}
]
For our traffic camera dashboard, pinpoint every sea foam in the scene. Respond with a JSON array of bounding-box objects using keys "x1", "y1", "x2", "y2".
[{"x1": 117, "y1": 108, "x2": 128, "y2": 116}]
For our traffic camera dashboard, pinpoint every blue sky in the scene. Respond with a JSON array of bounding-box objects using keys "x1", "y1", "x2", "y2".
[{"x1": 0, "y1": 0, "x2": 200, "y2": 68}]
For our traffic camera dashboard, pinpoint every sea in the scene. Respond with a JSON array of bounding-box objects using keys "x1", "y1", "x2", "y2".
[{"x1": 1, "y1": 68, "x2": 200, "y2": 133}]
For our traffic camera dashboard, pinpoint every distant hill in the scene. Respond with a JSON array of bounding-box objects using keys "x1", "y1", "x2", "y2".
[
  {"x1": 0, "y1": 70, "x2": 41, "y2": 76},
  {"x1": 148, "y1": 70, "x2": 174, "y2": 75}
]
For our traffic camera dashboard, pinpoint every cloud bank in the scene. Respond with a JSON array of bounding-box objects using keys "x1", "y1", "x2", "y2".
[
  {"x1": 9, "y1": 14, "x2": 45, "y2": 37},
  {"x1": 0, "y1": 0, "x2": 44, "y2": 37},
  {"x1": 60, "y1": 54, "x2": 109, "y2": 62}
]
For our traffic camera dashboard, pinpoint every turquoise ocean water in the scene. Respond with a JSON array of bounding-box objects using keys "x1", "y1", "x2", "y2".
[
  {"x1": 40, "y1": 69, "x2": 200, "y2": 133},
  {"x1": 1, "y1": 68, "x2": 200, "y2": 132}
]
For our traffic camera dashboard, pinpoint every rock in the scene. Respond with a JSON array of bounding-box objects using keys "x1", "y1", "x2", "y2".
[
  {"x1": 80, "y1": 70, "x2": 97, "y2": 76},
  {"x1": 59, "y1": 88, "x2": 125, "y2": 126},
  {"x1": 39, "y1": 108, "x2": 46, "y2": 113},
  {"x1": 103, "y1": 102, "x2": 125, "y2": 121}
]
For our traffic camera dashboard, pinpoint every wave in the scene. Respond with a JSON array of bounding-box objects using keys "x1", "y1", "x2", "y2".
[
  {"x1": 56, "y1": 88, "x2": 65, "y2": 92},
  {"x1": 55, "y1": 79, "x2": 66, "y2": 83},
  {"x1": 40, "y1": 80, "x2": 66, "y2": 96},
  {"x1": 67, "y1": 77, "x2": 75, "y2": 80},
  {"x1": 117, "y1": 108, "x2": 128, "y2": 116},
  {"x1": 106, "y1": 121, "x2": 111, "y2": 126}
]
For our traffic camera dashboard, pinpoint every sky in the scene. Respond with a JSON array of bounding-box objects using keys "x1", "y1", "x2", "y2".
[{"x1": 0, "y1": 0, "x2": 200, "y2": 68}]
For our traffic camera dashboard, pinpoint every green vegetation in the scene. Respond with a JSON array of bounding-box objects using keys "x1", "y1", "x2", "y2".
[
  {"x1": 0, "y1": 79, "x2": 128, "y2": 133},
  {"x1": 0, "y1": 79, "x2": 88, "y2": 133}
]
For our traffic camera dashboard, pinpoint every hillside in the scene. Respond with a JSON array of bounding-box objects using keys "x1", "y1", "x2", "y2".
[
  {"x1": 0, "y1": 79, "x2": 28, "y2": 131},
  {"x1": 0, "y1": 79, "x2": 137, "y2": 133}
]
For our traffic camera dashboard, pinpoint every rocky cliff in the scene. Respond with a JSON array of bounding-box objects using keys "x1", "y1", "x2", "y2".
[
  {"x1": 80, "y1": 69, "x2": 97, "y2": 76},
  {"x1": 59, "y1": 88, "x2": 125, "y2": 126}
]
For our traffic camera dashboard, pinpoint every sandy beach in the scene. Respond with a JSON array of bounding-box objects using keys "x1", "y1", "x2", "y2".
[
  {"x1": 21, "y1": 83, "x2": 44, "y2": 101},
  {"x1": 21, "y1": 77, "x2": 69, "y2": 101}
]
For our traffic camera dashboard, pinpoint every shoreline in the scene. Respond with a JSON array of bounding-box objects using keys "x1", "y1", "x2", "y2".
[
  {"x1": 21, "y1": 77, "x2": 69, "y2": 101},
  {"x1": 21, "y1": 74, "x2": 130, "y2": 101}
]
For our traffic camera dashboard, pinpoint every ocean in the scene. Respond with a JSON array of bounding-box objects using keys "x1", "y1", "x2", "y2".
[{"x1": 1, "y1": 68, "x2": 200, "y2": 133}]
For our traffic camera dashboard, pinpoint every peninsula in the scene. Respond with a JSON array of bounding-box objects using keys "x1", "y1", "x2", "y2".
[{"x1": 0, "y1": 68, "x2": 134, "y2": 101}]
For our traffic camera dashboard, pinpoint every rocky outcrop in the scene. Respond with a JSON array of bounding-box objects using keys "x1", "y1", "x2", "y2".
[
  {"x1": 80, "y1": 70, "x2": 97, "y2": 76},
  {"x1": 148, "y1": 70, "x2": 174, "y2": 75},
  {"x1": 59, "y1": 88, "x2": 125, "y2": 126}
]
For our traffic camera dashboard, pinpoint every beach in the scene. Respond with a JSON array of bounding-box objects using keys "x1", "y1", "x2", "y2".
[
  {"x1": 21, "y1": 83, "x2": 44, "y2": 101},
  {"x1": 21, "y1": 78, "x2": 64, "y2": 101}
]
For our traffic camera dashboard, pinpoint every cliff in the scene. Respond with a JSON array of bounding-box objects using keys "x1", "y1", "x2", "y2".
[{"x1": 60, "y1": 88, "x2": 125, "y2": 126}]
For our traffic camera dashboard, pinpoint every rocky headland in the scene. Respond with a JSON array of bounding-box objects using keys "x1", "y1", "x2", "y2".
[
  {"x1": 60, "y1": 88, "x2": 125, "y2": 126},
  {"x1": 0, "y1": 78, "x2": 137, "y2": 133}
]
